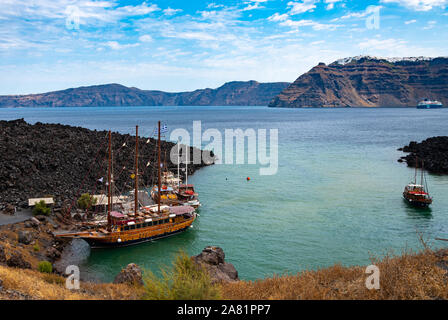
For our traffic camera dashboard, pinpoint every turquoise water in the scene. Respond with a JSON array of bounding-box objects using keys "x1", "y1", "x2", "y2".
[{"x1": 1, "y1": 106, "x2": 448, "y2": 282}]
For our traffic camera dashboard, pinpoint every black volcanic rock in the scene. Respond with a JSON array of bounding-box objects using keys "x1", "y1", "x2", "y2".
[
  {"x1": 399, "y1": 136, "x2": 448, "y2": 174},
  {"x1": 193, "y1": 246, "x2": 239, "y2": 283},
  {"x1": 0, "y1": 119, "x2": 212, "y2": 209},
  {"x1": 0, "y1": 81, "x2": 289, "y2": 108},
  {"x1": 269, "y1": 56, "x2": 448, "y2": 108}
]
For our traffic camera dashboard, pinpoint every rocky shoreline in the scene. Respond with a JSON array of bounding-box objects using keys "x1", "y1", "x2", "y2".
[
  {"x1": 0, "y1": 119, "x2": 212, "y2": 211},
  {"x1": 0, "y1": 118, "x2": 214, "y2": 283},
  {"x1": 398, "y1": 136, "x2": 448, "y2": 174}
]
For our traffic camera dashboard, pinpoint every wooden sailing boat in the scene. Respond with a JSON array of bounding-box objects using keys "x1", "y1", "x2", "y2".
[
  {"x1": 403, "y1": 157, "x2": 432, "y2": 208},
  {"x1": 150, "y1": 139, "x2": 201, "y2": 209},
  {"x1": 55, "y1": 122, "x2": 197, "y2": 248}
]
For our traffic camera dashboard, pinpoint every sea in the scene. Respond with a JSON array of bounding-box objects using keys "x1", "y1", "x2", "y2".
[{"x1": 1, "y1": 106, "x2": 448, "y2": 282}]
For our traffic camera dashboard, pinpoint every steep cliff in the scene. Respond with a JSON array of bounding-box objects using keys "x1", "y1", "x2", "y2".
[
  {"x1": 0, "y1": 81, "x2": 289, "y2": 108},
  {"x1": 269, "y1": 56, "x2": 448, "y2": 108}
]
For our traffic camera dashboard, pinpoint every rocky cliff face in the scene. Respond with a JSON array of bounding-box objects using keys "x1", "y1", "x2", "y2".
[
  {"x1": 269, "y1": 56, "x2": 448, "y2": 108},
  {"x1": 0, "y1": 81, "x2": 289, "y2": 108}
]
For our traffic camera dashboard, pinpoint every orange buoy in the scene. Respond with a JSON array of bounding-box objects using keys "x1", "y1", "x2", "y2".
[{"x1": 247, "y1": 177, "x2": 250, "y2": 181}]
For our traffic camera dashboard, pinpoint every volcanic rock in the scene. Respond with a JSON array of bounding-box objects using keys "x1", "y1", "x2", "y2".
[
  {"x1": 399, "y1": 136, "x2": 448, "y2": 174},
  {"x1": 113, "y1": 263, "x2": 144, "y2": 286},
  {"x1": 193, "y1": 246, "x2": 239, "y2": 283},
  {"x1": 45, "y1": 247, "x2": 61, "y2": 262},
  {"x1": 17, "y1": 231, "x2": 33, "y2": 245},
  {"x1": 34, "y1": 215, "x2": 47, "y2": 222},
  {"x1": 269, "y1": 56, "x2": 448, "y2": 108},
  {"x1": 0, "y1": 245, "x2": 6, "y2": 264},
  {"x1": 6, "y1": 252, "x2": 31, "y2": 269},
  {"x1": 29, "y1": 218, "x2": 41, "y2": 228},
  {"x1": 0, "y1": 119, "x2": 212, "y2": 209},
  {"x1": 3, "y1": 204, "x2": 15, "y2": 215}
]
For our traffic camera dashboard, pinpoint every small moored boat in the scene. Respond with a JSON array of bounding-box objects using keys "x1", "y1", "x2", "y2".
[{"x1": 403, "y1": 158, "x2": 432, "y2": 207}]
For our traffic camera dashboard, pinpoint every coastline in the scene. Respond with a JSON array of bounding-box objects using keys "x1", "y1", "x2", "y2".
[{"x1": 0, "y1": 119, "x2": 213, "y2": 282}]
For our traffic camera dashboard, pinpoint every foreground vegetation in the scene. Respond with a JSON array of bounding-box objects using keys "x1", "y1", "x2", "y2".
[
  {"x1": 0, "y1": 265, "x2": 144, "y2": 300},
  {"x1": 1, "y1": 246, "x2": 447, "y2": 300},
  {"x1": 221, "y1": 248, "x2": 448, "y2": 300},
  {"x1": 142, "y1": 252, "x2": 222, "y2": 300}
]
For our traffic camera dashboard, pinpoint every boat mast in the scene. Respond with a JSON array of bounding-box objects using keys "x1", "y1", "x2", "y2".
[
  {"x1": 107, "y1": 130, "x2": 112, "y2": 231},
  {"x1": 185, "y1": 148, "x2": 188, "y2": 186},
  {"x1": 158, "y1": 121, "x2": 161, "y2": 214},
  {"x1": 414, "y1": 156, "x2": 418, "y2": 184},
  {"x1": 421, "y1": 159, "x2": 424, "y2": 187},
  {"x1": 135, "y1": 125, "x2": 139, "y2": 215},
  {"x1": 177, "y1": 139, "x2": 180, "y2": 188}
]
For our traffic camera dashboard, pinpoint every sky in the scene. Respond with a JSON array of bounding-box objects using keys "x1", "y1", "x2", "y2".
[{"x1": 0, "y1": 0, "x2": 447, "y2": 95}]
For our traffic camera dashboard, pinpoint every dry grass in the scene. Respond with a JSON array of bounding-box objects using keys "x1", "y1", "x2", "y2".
[
  {"x1": 142, "y1": 252, "x2": 222, "y2": 300},
  {"x1": 221, "y1": 249, "x2": 448, "y2": 300},
  {"x1": 0, "y1": 265, "x2": 145, "y2": 300}
]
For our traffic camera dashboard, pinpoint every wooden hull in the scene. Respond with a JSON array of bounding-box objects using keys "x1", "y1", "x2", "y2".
[
  {"x1": 403, "y1": 193, "x2": 432, "y2": 208},
  {"x1": 56, "y1": 214, "x2": 196, "y2": 249},
  {"x1": 85, "y1": 225, "x2": 192, "y2": 248}
]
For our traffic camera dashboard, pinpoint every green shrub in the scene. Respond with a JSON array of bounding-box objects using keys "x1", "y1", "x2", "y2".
[
  {"x1": 77, "y1": 193, "x2": 97, "y2": 210},
  {"x1": 38, "y1": 261, "x2": 53, "y2": 274},
  {"x1": 142, "y1": 251, "x2": 221, "y2": 300},
  {"x1": 33, "y1": 241, "x2": 40, "y2": 252},
  {"x1": 32, "y1": 200, "x2": 51, "y2": 216}
]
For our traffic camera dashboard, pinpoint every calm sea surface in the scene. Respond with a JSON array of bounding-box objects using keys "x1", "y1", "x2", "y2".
[{"x1": 1, "y1": 106, "x2": 448, "y2": 282}]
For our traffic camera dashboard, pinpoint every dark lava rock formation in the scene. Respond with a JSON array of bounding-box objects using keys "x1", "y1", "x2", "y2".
[
  {"x1": 193, "y1": 246, "x2": 239, "y2": 283},
  {"x1": 114, "y1": 263, "x2": 144, "y2": 286},
  {"x1": 269, "y1": 56, "x2": 448, "y2": 108},
  {"x1": 398, "y1": 136, "x2": 448, "y2": 174},
  {"x1": 0, "y1": 119, "x2": 212, "y2": 211},
  {"x1": 0, "y1": 81, "x2": 290, "y2": 108}
]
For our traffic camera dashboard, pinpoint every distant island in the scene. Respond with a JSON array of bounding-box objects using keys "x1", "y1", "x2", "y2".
[
  {"x1": 0, "y1": 81, "x2": 290, "y2": 108},
  {"x1": 269, "y1": 56, "x2": 448, "y2": 108},
  {"x1": 3, "y1": 56, "x2": 447, "y2": 109}
]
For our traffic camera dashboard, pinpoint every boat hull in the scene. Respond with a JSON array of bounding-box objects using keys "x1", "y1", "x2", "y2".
[
  {"x1": 56, "y1": 212, "x2": 196, "y2": 249},
  {"x1": 403, "y1": 195, "x2": 432, "y2": 208},
  {"x1": 417, "y1": 104, "x2": 443, "y2": 109},
  {"x1": 84, "y1": 225, "x2": 192, "y2": 248}
]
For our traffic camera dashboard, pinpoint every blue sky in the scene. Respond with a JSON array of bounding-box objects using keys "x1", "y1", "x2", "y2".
[{"x1": 0, "y1": 0, "x2": 447, "y2": 94}]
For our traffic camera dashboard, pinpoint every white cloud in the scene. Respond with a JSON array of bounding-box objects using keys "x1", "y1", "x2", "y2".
[
  {"x1": 267, "y1": 13, "x2": 290, "y2": 22},
  {"x1": 242, "y1": 3, "x2": 264, "y2": 11},
  {"x1": 287, "y1": 1, "x2": 317, "y2": 15},
  {"x1": 325, "y1": 0, "x2": 343, "y2": 10},
  {"x1": 358, "y1": 38, "x2": 406, "y2": 50},
  {"x1": 105, "y1": 41, "x2": 140, "y2": 50},
  {"x1": 339, "y1": 11, "x2": 369, "y2": 19},
  {"x1": 0, "y1": 1, "x2": 160, "y2": 24},
  {"x1": 423, "y1": 20, "x2": 437, "y2": 29},
  {"x1": 139, "y1": 35, "x2": 153, "y2": 42},
  {"x1": 207, "y1": 3, "x2": 225, "y2": 9},
  {"x1": 163, "y1": 7, "x2": 182, "y2": 16},
  {"x1": 280, "y1": 19, "x2": 340, "y2": 30},
  {"x1": 243, "y1": 0, "x2": 269, "y2": 11},
  {"x1": 380, "y1": 0, "x2": 448, "y2": 11},
  {"x1": 405, "y1": 19, "x2": 417, "y2": 24},
  {"x1": 117, "y1": 2, "x2": 160, "y2": 15}
]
